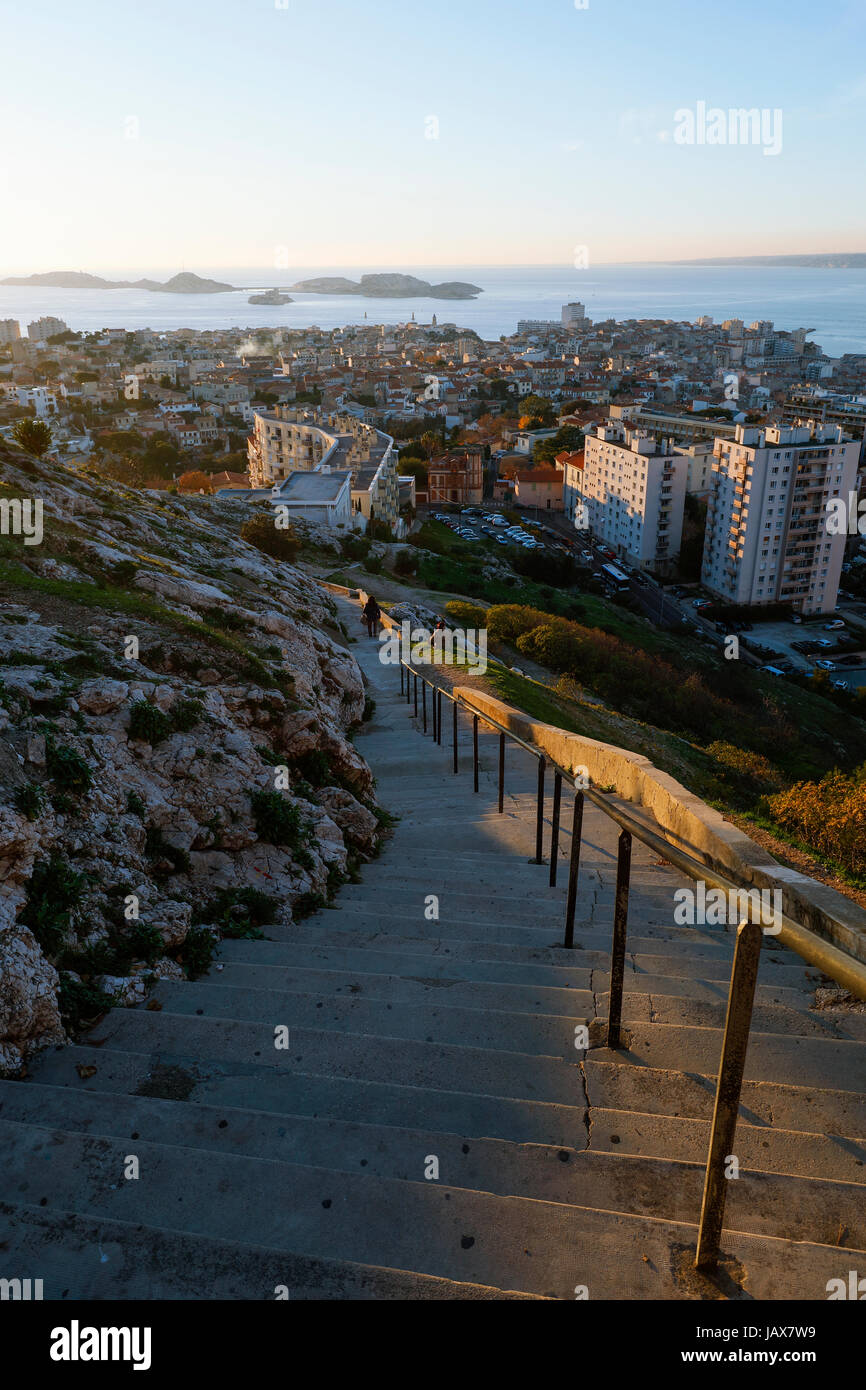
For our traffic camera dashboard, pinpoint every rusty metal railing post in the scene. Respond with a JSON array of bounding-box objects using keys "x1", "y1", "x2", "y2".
[
  {"x1": 437, "y1": 689, "x2": 442, "y2": 745},
  {"x1": 452, "y1": 699, "x2": 458, "y2": 774},
  {"x1": 406, "y1": 666, "x2": 411, "y2": 706},
  {"x1": 422, "y1": 680, "x2": 427, "y2": 734},
  {"x1": 473, "y1": 714, "x2": 479, "y2": 793},
  {"x1": 549, "y1": 771, "x2": 562, "y2": 887},
  {"x1": 695, "y1": 919, "x2": 763, "y2": 1271},
  {"x1": 431, "y1": 683, "x2": 437, "y2": 741},
  {"x1": 607, "y1": 829, "x2": 632, "y2": 1049},
  {"x1": 498, "y1": 732, "x2": 505, "y2": 814},
  {"x1": 564, "y1": 792, "x2": 584, "y2": 948},
  {"x1": 400, "y1": 663, "x2": 404, "y2": 696},
  {"x1": 413, "y1": 671, "x2": 418, "y2": 718},
  {"x1": 534, "y1": 757, "x2": 546, "y2": 864}
]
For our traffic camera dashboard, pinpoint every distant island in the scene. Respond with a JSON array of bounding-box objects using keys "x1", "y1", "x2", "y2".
[
  {"x1": 248, "y1": 288, "x2": 293, "y2": 305},
  {"x1": 0, "y1": 270, "x2": 237, "y2": 294},
  {"x1": 671, "y1": 253, "x2": 866, "y2": 269},
  {"x1": 290, "y1": 273, "x2": 483, "y2": 300}
]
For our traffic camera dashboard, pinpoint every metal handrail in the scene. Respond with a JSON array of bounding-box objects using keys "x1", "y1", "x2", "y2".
[
  {"x1": 395, "y1": 651, "x2": 866, "y2": 1275},
  {"x1": 399, "y1": 657, "x2": 866, "y2": 999}
]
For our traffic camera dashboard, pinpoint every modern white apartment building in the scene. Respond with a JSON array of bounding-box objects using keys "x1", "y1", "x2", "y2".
[
  {"x1": 563, "y1": 420, "x2": 688, "y2": 573},
  {"x1": 247, "y1": 406, "x2": 400, "y2": 532},
  {"x1": 562, "y1": 302, "x2": 588, "y2": 328},
  {"x1": 0, "y1": 319, "x2": 21, "y2": 345},
  {"x1": 27, "y1": 316, "x2": 68, "y2": 341},
  {"x1": 674, "y1": 440, "x2": 715, "y2": 497},
  {"x1": 701, "y1": 422, "x2": 860, "y2": 615}
]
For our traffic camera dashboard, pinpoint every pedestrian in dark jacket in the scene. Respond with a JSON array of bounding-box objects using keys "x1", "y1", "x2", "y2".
[{"x1": 363, "y1": 595, "x2": 381, "y2": 638}]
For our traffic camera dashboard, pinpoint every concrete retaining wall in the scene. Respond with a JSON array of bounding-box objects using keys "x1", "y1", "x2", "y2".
[{"x1": 456, "y1": 687, "x2": 866, "y2": 966}]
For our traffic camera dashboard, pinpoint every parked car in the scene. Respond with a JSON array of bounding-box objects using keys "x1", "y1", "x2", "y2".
[
  {"x1": 580, "y1": 550, "x2": 594, "y2": 562},
  {"x1": 825, "y1": 620, "x2": 846, "y2": 630},
  {"x1": 692, "y1": 598, "x2": 711, "y2": 609},
  {"x1": 833, "y1": 680, "x2": 850, "y2": 691},
  {"x1": 815, "y1": 660, "x2": 837, "y2": 670}
]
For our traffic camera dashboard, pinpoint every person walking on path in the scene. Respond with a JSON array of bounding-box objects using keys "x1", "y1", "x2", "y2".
[{"x1": 362, "y1": 594, "x2": 381, "y2": 639}]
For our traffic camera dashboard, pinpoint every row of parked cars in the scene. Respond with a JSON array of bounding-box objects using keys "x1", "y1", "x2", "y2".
[{"x1": 433, "y1": 510, "x2": 546, "y2": 551}]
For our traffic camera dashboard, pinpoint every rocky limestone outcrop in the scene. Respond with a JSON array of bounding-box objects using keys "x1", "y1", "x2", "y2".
[{"x1": 0, "y1": 444, "x2": 384, "y2": 1073}]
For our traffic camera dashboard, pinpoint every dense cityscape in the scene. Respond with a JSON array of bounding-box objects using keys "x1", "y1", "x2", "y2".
[{"x1": 2, "y1": 0, "x2": 866, "y2": 1348}]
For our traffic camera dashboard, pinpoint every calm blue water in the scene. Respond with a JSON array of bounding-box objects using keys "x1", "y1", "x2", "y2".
[{"x1": 2, "y1": 264, "x2": 865, "y2": 355}]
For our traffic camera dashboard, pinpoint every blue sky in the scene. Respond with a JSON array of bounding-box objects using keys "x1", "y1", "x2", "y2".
[{"x1": 1, "y1": 0, "x2": 863, "y2": 270}]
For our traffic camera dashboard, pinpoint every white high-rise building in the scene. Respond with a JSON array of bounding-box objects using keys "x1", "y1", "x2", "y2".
[
  {"x1": 563, "y1": 420, "x2": 688, "y2": 573},
  {"x1": 701, "y1": 422, "x2": 860, "y2": 615},
  {"x1": 562, "y1": 302, "x2": 588, "y2": 328},
  {"x1": 27, "y1": 316, "x2": 68, "y2": 342},
  {"x1": 0, "y1": 319, "x2": 21, "y2": 345}
]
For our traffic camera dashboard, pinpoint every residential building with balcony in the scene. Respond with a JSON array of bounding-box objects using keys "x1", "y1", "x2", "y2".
[
  {"x1": 701, "y1": 422, "x2": 860, "y2": 615},
  {"x1": 563, "y1": 422, "x2": 687, "y2": 573},
  {"x1": 247, "y1": 405, "x2": 400, "y2": 532}
]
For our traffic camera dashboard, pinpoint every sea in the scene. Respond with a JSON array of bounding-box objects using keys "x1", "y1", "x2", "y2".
[{"x1": 2, "y1": 263, "x2": 866, "y2": 356}]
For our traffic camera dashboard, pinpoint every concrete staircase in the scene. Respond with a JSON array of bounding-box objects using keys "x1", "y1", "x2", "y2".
[{"x1": 2, "y1": 596, "x2": 865, "y2": 1300}]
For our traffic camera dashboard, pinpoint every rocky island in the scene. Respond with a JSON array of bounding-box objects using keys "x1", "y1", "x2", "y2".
[
  {"x1": 248, "y1": 288, "x2": 294, "y2": 305},
  {"x1": 290, "y1": 273, "x2": 483, "y2": 299},
  {"x1": 1, "y1": 270, "x2": 237, "y2": 294}
]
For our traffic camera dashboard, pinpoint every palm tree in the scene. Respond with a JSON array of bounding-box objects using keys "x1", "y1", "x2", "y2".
[
  {"x1": 421, "y1": 430, "x2": 440, "y2": 461},
  {"x1": 12, "y1": 418, "x2": 53, "y2": 458}
]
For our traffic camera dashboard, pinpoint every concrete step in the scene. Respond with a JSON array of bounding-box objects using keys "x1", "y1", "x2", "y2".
[
  {"x1": 28, "y1": 1045, "x2": 593, "y2": 1148},
  {"x1": 0, "y1": 1120, "x2": 862, "y2": 1299},
  {"x1": 213, "y1": 940, "x2": 818, "y2": 1009},
  {"x1": 0, "y1": 1200, "x2": 540, "y2": 1300},
  {"x1": 167, "y1": 967, "x2": 862, "y2": 1043},
  {"x1": 1, "y1": 1084, "x2": 863, "y2": 1245}
]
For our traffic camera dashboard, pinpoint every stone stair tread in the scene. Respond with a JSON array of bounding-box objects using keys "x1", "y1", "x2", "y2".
[{"x1": 1, "y1": 1120, "x2": 864, "y2": 1299}]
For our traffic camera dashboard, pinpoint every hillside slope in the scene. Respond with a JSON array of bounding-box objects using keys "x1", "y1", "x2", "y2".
[{"x1": 0, "y1": 445, "x2": 380, "y2": 1072}]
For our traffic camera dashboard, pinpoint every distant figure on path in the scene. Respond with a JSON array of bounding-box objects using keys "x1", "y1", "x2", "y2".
[{"x1": 363, "y1": 594, "x2": 381, "y2": 638}]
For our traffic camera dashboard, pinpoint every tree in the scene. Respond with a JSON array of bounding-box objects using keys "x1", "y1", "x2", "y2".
[
  {"x1": 533, "y1": 425, "x2": 584, "y2": 466},
  {"x1": 177, "y1": 470, "x2": 213, "y2": 494},
  {"x1": 241, "y1": 511, "x2": 301, "y2": 562},
  {"x1": 421, "y1": 430, "x2": 442, "y2": 461},
  {"x1": 518, "y1": 395, "x2": 556, "y2": 429},
  {"x1": 12, "y1": 418, "x2": 53, "y2": 457}
]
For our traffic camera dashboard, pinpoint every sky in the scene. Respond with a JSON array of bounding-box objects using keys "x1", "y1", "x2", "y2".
[{"x1": 1, "y1": 0, "x2": 864, "y2": 272}]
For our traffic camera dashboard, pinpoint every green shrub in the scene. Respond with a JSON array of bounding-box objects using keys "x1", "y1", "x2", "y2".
[
  {"x1": 393, "y1": 549, "x2": 419, "y2": 577},
  {"x1": 171, "y1": 697, "x2": 205, "y2": 732},
  {"x1": 445, "y1": 600, "x2": 487, "y2": 628},
  {"x1": 177, "y1": 926, "x2": 218, "y2": 979},
  {"x1": 249, "y1": 788, "x2": 306, "y2": 848},
  {"x1": 127, "y1": 922, "x2": 165, "y2": 964},
  {"x1": 203, "y1": 887, "x2": 278, "y2": 938},
  {"x1": 129, "y1": 700, "x2": 172, "y2": 745},
  {"x1": 58, "y1": 973, "x2": 113, "y2": 1032},
  {"x1": 126, "y1": 790, "x2": 146, "y2": 818},
  {"x1": 45, "y1": 739, "x2": 92, "y2": 794},
  {"x1": 291, "y1": 749, "x2": 332, "y2": 787},
  {"x1": 21, "y1": 855, "x2": 86, "y2": 956},
  {"x1": 241, "y1": 511, "x2": 301, "y2": 562},
  {"x1": 14, "y1": 782, "x2": 44, "y2": 821}
]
